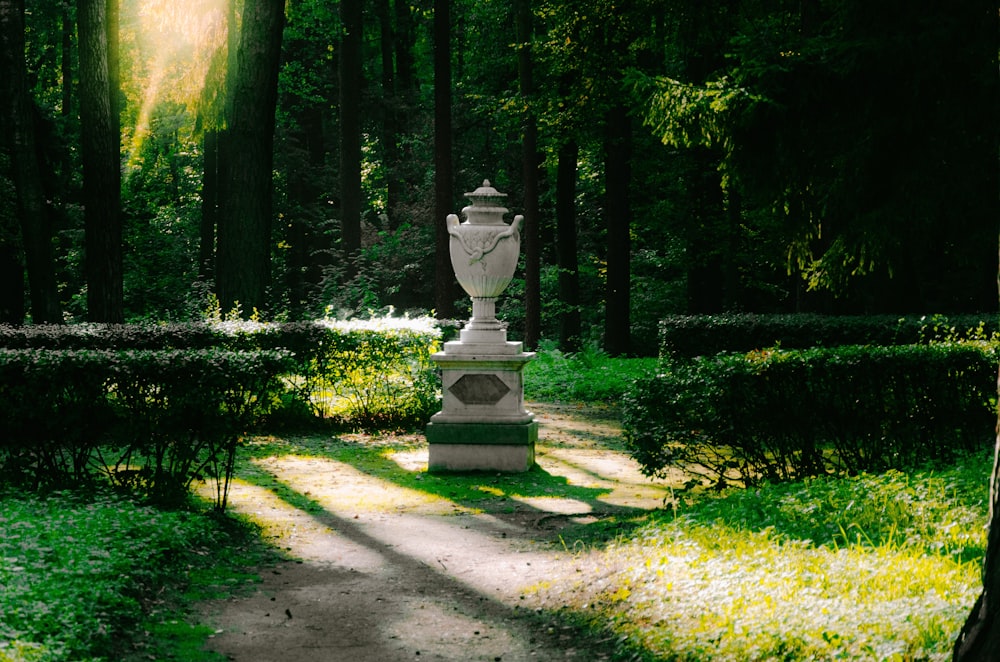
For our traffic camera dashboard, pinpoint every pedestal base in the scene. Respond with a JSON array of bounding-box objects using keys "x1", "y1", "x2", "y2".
[{"x1": 426, "y1": 420, "x2": 537, "y2": 473}]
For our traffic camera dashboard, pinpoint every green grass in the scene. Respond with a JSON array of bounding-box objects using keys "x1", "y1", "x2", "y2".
[
  {"x1": 524, "y1": 343, "x2": 658, "y2": 405},
  {"x1": 539, "y1": 453, "x2": 989, "y2": 661},
  {"x1": 0, "y1": 489, "x2": 271, "y2": 662}
]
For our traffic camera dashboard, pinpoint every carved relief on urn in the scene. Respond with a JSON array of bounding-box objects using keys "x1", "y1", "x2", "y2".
[{"x1": 446, "y1": 180, "x2": 523, "y2": 302}]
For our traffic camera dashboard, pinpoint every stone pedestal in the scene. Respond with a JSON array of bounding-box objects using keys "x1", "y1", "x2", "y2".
[{"x1": 426, "y1": 340, "x2": 536, "y2": 472}]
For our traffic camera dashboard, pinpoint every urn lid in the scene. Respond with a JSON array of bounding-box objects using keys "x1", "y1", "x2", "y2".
[{"x1": 464, "y1": 179, "x2": 507, "y2": 208}]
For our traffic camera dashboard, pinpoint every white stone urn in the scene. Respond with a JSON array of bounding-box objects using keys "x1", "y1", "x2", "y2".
[{"x1": 446, "y1": 180, "x2": 523, "y2": 345}]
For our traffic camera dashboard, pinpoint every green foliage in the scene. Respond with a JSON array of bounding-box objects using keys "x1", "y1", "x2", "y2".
[
  {"x1": 633, "y1": 1, "x2": 998, "y2": 308},
  {"x1": 294, "y1": 316, "x2": 441, "y2": 428},
  {"x1": 0, "y1": 489, "x2": 240, "y2": 661},
  {"x1": 524, "y1": 342, "x2": 656, "y2": 405},
  {"x1": 658, "y1": 313, "x2": 1000, "y2": 358},
  {"x1": 623, "y1": 343, "x2": 997, "y2": 486},
  {"x1": 566, "y1": 455, "x2": 987, "y2": 660}
]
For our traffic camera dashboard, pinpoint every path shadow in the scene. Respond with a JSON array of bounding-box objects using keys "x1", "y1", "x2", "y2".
[
  {"x1": 202, "y1": 403, "x2": 674, "y2": 660},
  {"x1": 205, "y1": 465, "x2": 629, "y2": 661},
  {"x1": 239, "y1": 401, "x2": 675, "y2": 543}
]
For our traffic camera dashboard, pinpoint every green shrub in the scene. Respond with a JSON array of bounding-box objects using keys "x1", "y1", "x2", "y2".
[
  {"x1": 0, "y1": 314, "x2": 443, "y2": 430},
  {"x1": 659, "y1": 313, "x2": 999, "y2": 358},
  {"x1": 623, "y1": 343, "x2": 997, "y2": 486},
  {"x1": 0, "y1": 349, "x2": 292, "y2": 509}
]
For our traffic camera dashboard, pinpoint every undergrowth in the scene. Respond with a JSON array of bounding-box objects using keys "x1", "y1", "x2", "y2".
[
  {"x1": 0, "y1": 489, "x2": 269, "y2": 662},
  {"x1": 524, "y1": 342, "x2": 657, "y2": 405},
  {"x1": 536, "y1": 453, "x2": 989, "y2": 661}
]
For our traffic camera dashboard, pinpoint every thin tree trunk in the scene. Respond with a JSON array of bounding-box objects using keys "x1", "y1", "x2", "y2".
[
  {"x1": 603, "y1": 103, "x2": 631, "y2": 356},
  {"x1": 394, "y1": 0, "x2": 415, "y2": 95},
  {"x1": 339, "y1": 0, "x2": 362, "y2": 270},
  {"x1": 433, "y1": 0, "x2": 458, "y2": 318},
  {"x1": 377, "y1": 0, "x2": 401, "y2": 230},
  {"x1": 215, "y1": 0, "x2": 284, "y2": 316},
  {"x1": 61, "y1": 2, "x2": 73, "y2": 118},
  {"x1": 199, "y1": 129, "x2": 219, "y2": 281},
  {"x1": 515, "y1": 0, "x2": 540, "y2": 350},
  {"x1": 555, "y1": 139, "x2": 580, "y2": 352},
  {"x1": 78, "y1": 0, "x2": 123, "y2": 322},
  {"x1": 198, "y1": 0, "x2": 234, "y2": 288}
]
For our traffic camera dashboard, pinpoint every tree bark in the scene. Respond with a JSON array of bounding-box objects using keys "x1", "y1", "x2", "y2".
[
  {"x1": 339, "y1": 0, "x2": 362, "y2": 271},
  {"x1": 953, "y1": 409, "x2": 1000, "y2": 660},
  {"x1": 61, "y1": 2, "x2": 73, "y2": 118},
  {"x1": 1, "y1": 0, "x2": 62, "y2": 323},
  {"x1": 555, "y1": 139, "x2": 580, "y2": 352},
  {"x1": 199, "y1": 128, "x2": 219, "y2": 281},
  {"x1": 376, "y1": 0, "x2": 402, "y2": 230},
  {"x1": 433, "y1": 0, "x2": 458, "y2": 318},
  {"x1": 603, "y1": 103, "x2": 631, "y2": 356},
  {"x1": 77, "y1": 0, "x2": 123, "y2": 322},
  {"x1": 215, "y1": 0, "x2": 284, "y2": 316},
  {"x1": 515, "y1": 0, "x2": 540, "y2": 350},
  {"x1": 393, "y1": 0, "x2": 415, "y2": 96}
]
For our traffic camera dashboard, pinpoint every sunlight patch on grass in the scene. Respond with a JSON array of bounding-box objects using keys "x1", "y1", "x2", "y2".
[
  {"x1": 535, "y1": 456, "x2": 989, "y2": 661},
  {"x1": 601, "y1": 525, "x2": 978, "y2": 660}
]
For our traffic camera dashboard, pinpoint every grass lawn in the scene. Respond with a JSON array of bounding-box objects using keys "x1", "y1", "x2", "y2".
[
  {"x1": 0, "y1": 489, "x2": 269, "y2": 662},
  {"x1": 541, "y1": 455, "x2": 988, "y2": 661}
]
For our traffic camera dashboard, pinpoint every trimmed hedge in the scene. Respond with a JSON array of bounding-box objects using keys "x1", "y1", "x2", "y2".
[
  {"x1": 0, "y1": 349, "x2": 292, "y2": 508},
  {"x1": 0, "y1": 317, "x2": 442, "y2": 428},
  {"x1": 623, "y1": 343, "x2": 997, "y2": 487},
  {"x1": 0, "y1": 316, "x2": 443, "y2": 507},
  {"x1": 659, "y1": 313, "x2": 999, "y2": 358}
]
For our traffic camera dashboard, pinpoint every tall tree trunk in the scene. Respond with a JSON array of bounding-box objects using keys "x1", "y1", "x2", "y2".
[
  {"x1": 953, "y1": 387, "x2": 1000, "y2": 659},
  {"x1": 603, "y1": 103, "x2": 631, "y2": 356},
  {"x1": 393, "y1": 0, "x2": 415, "y2": 95},
  {"x1": 78, "y1": 0, "x2": 122, "y2": 322},
  {"x1": 376, "y1": 0, "x2": 402, "y2": 230},
  {"x1": 284, "y1": 105, "x2": 328, "y2": 319},
  {"x1": 555, "y1": 139, "x2": 580, "y2": 352},
  {"x1": 106, "y1": 0, "x2": 119, "y2": 122},
  {"x1": 433, "y1": 0, "x2": 458, "y2": 318},
  {"x1": 1, "y1": 0, "x2": 62, "y2": 324},
  {"x1": 216, "y1": 0, "x2": 284, "y2": 316},
  {"x1": 199, "y1": 129, "x2": 219, "y2": 281},
  {"x1": 515, "y1": 0, "x2": 539, "y2": 349},
  {"x1": 199, "y1": 0, "x2": 235, "y2": 288},
  {"x1": 339, "y1": 0, "x2": 362, "y2": 272},
  {"x1": 61, "y1": 2, "x2": 73, "y2": 118}
]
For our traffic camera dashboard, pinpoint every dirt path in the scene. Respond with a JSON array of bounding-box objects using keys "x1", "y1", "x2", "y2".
[{"x1": 199, "y1": 403, "x2": 680, "y2": 662}]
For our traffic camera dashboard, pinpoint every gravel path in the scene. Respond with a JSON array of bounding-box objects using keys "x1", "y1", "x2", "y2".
[{"x1": 198, "y1": 403, "x2": 678, "y2": 662}]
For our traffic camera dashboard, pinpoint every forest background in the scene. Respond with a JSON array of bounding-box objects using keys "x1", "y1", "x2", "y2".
[{"x1": 0, "y1": 0, "x2": 997, "y2": 356}]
